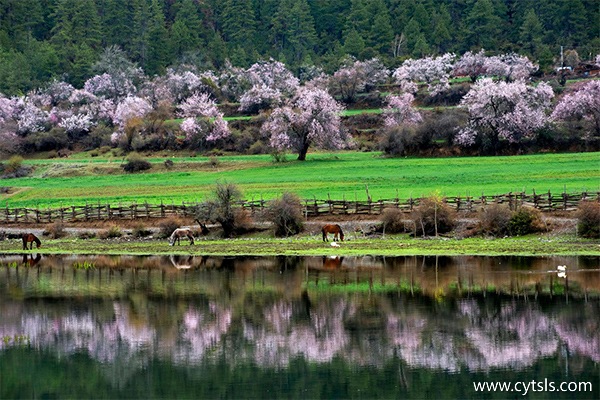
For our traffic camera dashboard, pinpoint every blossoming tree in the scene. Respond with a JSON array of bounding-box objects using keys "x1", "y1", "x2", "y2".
[
  {"x1": 552, "y1": 80, "x2": 600, "y2": 137},
  {"x1": 382, "y1": 93, "x2": 422, "y2": 127},
  {"x1": 456, "y1": 78, "x2": 553, "y2": 152},
  {"x1": 178, "y1": 92, "x2": 230, "y2": 146},
  {"x1": 262, "y1": 87, "x2": 347, "y2": 160}
]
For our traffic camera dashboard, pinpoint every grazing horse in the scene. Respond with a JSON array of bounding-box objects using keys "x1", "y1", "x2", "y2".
[
  {"x1": 169, "y1": 228, "x2": 195, "y2": 246},
  {"x1": 321, "y1": 224, "x2": 344, "y2": 242},
  {"x1": 22, "y1": 233, "x2": 41, "y2": 250}
]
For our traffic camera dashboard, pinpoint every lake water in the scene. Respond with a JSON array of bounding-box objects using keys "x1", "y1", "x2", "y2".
[{"x1": 1, "y1": 254, "x2": 599, "y2": 399}]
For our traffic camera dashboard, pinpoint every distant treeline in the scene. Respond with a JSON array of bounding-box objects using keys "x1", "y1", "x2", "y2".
[{"x1": 0, "y1": 0, "x2": 598, "y2": 94}]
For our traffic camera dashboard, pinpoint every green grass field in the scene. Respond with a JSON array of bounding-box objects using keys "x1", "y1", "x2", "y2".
[{"x1": 2, "y1": 151, "x2": 599, "y2": 208}]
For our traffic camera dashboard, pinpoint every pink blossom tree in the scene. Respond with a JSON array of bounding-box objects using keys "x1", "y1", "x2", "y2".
[
  {"x1": 456, "y1": 78, "x2": 553, "y2": 152},
  {"x1": 239, "y1": 60, "x2": 299, "y2": 113},
  {"x1": 552, "y1": 80, "x2": 600, "y2": 137},
  {"x1": 0, "y1": 95, "x2": 16, "y2": 125},
  {"x1": 382, "y1": 93, "x2": 422, "y2": 127},
  {"x1": 113, "y1": 96, "x2": 153, "y2": 128},
  {"x1": 328, "y1": 57, "x2": 389, "y2": 104},
  {"x1": 393, "y1": 53, "x2": 455, "y2": 94},
  {"x1": 486, "y1": 53, "x2": 538, "y2": 82},
  {"x1": 15, "y1": 99, "x2": 48, "y2": 134},
  {"x1": 452, "y1": 50, "x2": 490, "y2": 82},
  {"x1": 84, "y1": 73, "x2": 136, "y2": 100},
  {"x1": 178, "y1": 93, "x2": 230, "y2": 144},
  {"x1": 261, "y1": 87, "x2": 348, "y2": 161}
]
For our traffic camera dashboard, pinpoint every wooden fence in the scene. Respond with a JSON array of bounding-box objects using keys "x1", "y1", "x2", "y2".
[{"x1": 1, "y1": 191, "x2": 598, "y2": 224}]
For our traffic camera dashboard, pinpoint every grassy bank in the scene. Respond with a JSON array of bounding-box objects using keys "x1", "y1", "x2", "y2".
[
  {"x1": 3, "y1": 151, "x2": 599, "y2": 208},
  {"x1": 1, "y1": 234, "x2": 598, "y2": 257}
]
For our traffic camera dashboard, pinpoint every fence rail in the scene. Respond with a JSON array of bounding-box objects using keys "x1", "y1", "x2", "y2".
[{"x1": 1, "y1": 191, "x2": 598, "y2": 224}]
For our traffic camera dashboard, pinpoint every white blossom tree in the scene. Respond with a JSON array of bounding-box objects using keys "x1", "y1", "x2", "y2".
[{"x1": 262, "y1": 87, "x2": 347, "y2": 160}]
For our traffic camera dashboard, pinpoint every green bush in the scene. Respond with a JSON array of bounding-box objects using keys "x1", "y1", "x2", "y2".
[
  {"x1": 508, "y1": 207, "x2": 544, "y2": 236},
  {"x1": 576, "y1": 201, "x2": 600, "y2": 238},
  {"x1": 122, "y1": 152, "x2": 152, "y2": 173}
]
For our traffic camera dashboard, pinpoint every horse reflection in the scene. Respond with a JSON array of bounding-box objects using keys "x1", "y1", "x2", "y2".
[
  {"x1": 22, "y1": 253, "x2": 42, "y2": 267},
  {"x1": 322, "y1": 256, "x2": 344, "y2": 269},
  {"x1": 170, "y1": 255, "x2": 194, "y2": 270}
]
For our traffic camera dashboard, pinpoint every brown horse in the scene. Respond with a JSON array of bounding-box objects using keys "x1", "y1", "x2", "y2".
[
  {"x1": 321, "y1": 224, "x2": 344, "y2": 242},
  {"x1": 169, "y1": 228, "x2": 195, "y2": 246},
  {"x1": 22, "y1": 233, "x2": 41, "y2": 250}
]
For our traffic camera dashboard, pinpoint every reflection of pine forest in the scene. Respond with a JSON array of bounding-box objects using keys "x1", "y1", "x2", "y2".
[{"x1": 1, "y1": 255, "x2": 598, "y2": 398}]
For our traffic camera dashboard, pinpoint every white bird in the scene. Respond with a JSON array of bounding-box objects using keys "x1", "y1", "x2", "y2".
[
  {"x1": 557, "y1": 265, "x2": 567, "y2": 272},
  {"x1": 330, "y1": 242, "x2": 340, "y2": 247},
  {"x1": 557, "y1": 271, "x2": 567, "y2": 279}
]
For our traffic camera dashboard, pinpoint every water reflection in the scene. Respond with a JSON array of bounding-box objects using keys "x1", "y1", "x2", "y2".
[{"x1": 0, "y1": 255, "x2": 599, "y2": 397}]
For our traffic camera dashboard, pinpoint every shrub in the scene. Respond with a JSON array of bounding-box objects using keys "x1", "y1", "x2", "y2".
[
  {"x1": 77, "y1": 231, "x2": 96, "y2": 239},
  {"x1": 478, "y1": 203, "x2": 513, "y2": 237},
  {"x1": 576, "y1": 201, "x2": 600, "y2": 238},
  {"x1": 98, "y1": 226, "x2": 123, "y2": 239},
  {"x1": 43, "y1": 222, "x2": 67, "y2": 239},
  {"x1": 122, "y1": 152, "x2": 152, "y2": 173},
  {"x1": 508, "y1": 206, "x2": 544, "y2": 236},
  {"x1": 411, "y1": 196, "x2": 456, "y2": 237},
  {"x1": 195, "y1": 182, "x2": 244, "y2": 238},
  {"x1": 379, "y1": 125, "x2": 419, "y2": 157},
  {"x1": 265, "y1": 192, "x2": 304, "y2": 237},
  {"x1": 380, "y1": 208, "x2": 406, "y2": 234},
  {"x1": 158, "y1": 218, "x2": 182, "y2": 239},
  {"x1": 132, "y1": 223, "x2": 153, "y2": 238},
  {"x1": 5, "y1": 155, "x2": 23, "y2": 174},
  {"x1": 23, "y1": 129, "x2": 69, "y2": 152}
]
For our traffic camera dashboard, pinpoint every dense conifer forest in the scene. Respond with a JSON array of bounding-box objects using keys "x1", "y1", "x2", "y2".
[{"x1": 0, "y1": 0, "x2": 598, "y2": 94}]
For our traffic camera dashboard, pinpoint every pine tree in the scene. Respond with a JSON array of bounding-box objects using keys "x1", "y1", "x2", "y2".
[
  {"x1": 519, "y1": 9, "x2": 543, "y2": 57},
  {"x1": 145, "y1": 0, "x2": 169, "y2": 76},
  {"x1": 170, "y1": 0, "x2": 202, "y2": 59},
  {"x1": 367, "y1": 0, "x2": 394, "y2": 55},
  {"x1": 271, "y1": 0, "x2": 317, "y2": 64},
  {"x1": 221, "y1": 0, "x2": 257, "y2": 48},
  {"x1": 129, "y1": 0, "x2": 150, "y2": 67},
  {"x1": 465, "y1": 0, "x2": 503, "y2": 50},
  {"x1": 50, "y1": 0, "x2": 102, "y2": 85}
]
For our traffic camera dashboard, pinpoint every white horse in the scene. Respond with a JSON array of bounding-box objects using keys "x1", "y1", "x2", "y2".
[{"x1": 169, "y1": 228, "x2": 195, "y2": 246}]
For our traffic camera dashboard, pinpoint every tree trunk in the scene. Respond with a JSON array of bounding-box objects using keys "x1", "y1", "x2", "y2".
[{"x1": 297, "y1": 141, "x2": 310, "y2": 161}]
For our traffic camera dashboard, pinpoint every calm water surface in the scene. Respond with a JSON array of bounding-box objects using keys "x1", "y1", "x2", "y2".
[{"x1": 0, "y1": 254, "x2": 599, "y2": 399}]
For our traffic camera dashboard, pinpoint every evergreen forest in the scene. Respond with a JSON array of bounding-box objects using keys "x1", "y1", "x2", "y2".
[{"x1": 0, "y1": 0, "x2": 598, "y2": 94}]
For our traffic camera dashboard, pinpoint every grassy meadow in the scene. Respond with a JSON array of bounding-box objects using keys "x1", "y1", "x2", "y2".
[{"x1": 2, "y1": 151, "x2": 599, "y2": 208}]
